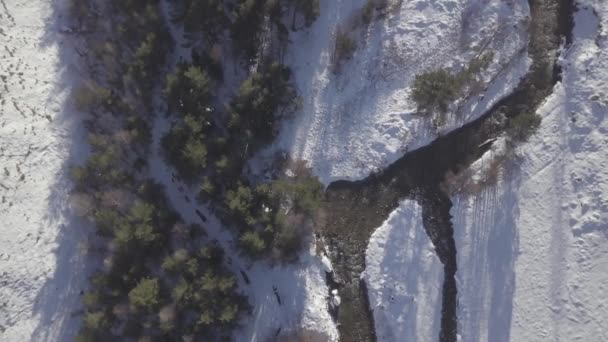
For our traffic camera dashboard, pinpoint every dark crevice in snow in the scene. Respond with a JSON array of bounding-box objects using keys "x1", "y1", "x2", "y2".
[
  {"x1": 322, "y1": 0, "x2": 575, "y2": 340},
  {"x1": 419, "y1": 189, "x2": 458, "y2": 342},
  {"x1": 557, "y1": 0, "x2": 576, "y2": 46}
]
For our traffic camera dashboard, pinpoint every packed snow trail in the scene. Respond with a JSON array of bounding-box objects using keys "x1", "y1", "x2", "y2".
[{"x1": 0, "y1": 0, "x2": 87, "y2": 341}]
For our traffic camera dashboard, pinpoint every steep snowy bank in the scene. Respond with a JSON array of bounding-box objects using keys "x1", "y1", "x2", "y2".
[
  {"x1": 0, "y1": 0, "x2": 86, "y2": 340},
  {"x1": 453, "y1": 2, "x2": 608, "y2": 341},
  {"x1": 274, "y1": 0, "x2": 530, "y2": 185},
  {"x1": 363, "y1": 200, "x2": 443, "y2": 341}
]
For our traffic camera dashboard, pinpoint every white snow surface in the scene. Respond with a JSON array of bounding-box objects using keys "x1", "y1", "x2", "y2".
[
  {"x1": 363, "y1": 200, "x2": 443, "y2": 341},
  {"x1": 0, "y1": 0, "x2": 87, "y2": 341},
  {"x1": 5, "y1": 0, "x2": 608, "y2": 341},
  {"x1": 271, "y1": 0, "x2": 530, "y2": 185},
  {"x1": 453, "y1": 2, "x2": 608, "y2": 341}
]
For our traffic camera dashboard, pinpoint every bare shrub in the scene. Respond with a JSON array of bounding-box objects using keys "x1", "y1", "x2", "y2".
[
  {"x1": 286, "y1": 158, "x2": 313, "y2": 179},
  {"x1": 210, "y1": 44, "x2": 223, "y2": 63},
  {"x1": 100, "y1": 188, "x2": 133, "y2": 211},
  {"x1": 442, "y1": 167, "x2": 473, "y2": 195},
  {"x1": 73, "y1": 81, "x2": 112, "y2": 112},
  {"x1": 389, "y1": 0, "x2": 404, "y2": 14},
  {"x1": 70, "y1": 192, "x2": 95, "y2": 217},
  {"x1": 361, "y1": 0, "x2": 376, "y2": 25},
  {"x1": 113, "y1": 129, "x2": 134, "y2": 146},
  {"x1": 332, "y1": 28, "x2": 357, "y2": 71},
  {"x1": 158, "y1": 304, "x2": 176, "y2": 325},
  {"x1": 441, "y1": 149, "x2": 510, "y2": 195},
  {"x1": 112, "y1": 302, "x2": 130, "y2": 321}
]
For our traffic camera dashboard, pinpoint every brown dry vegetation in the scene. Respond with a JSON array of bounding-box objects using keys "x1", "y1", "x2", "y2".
[
  {"x1": 277, "y1": 329, "x2": 331, "y2": 342},
  {"x1": 441, "y1": 149, "x2": 514, "y2": 195}
]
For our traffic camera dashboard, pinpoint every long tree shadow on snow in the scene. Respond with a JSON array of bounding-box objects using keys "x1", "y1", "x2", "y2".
[
  {"x1": 30, "y1": 0, "x2": 93, "y2": 341},
  {"x1": 452, "y1": 164, "x2": 521, "y2": 342},
  {"x1": 366, "y1": 201, "x2": 443, "y2": 341}
]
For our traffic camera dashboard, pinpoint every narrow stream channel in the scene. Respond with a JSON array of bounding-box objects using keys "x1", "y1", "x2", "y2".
[{"x1": 322, "y1": 1, "x2": 575, "y2": 341}]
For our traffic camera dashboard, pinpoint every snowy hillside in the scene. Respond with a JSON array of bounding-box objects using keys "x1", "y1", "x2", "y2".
[
  {"x1": 0, "y1": 0, "x2": 86, "y2": 340},
  {"x1": 452, "y1": 2, "x2": 608, "y2": 341},
  {"x1": 275, "y1": 0, "x2": 530, "y2": 185}
]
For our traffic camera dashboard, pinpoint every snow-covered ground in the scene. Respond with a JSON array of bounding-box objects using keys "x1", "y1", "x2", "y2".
[
  {"x1": 0, "y1": 0, "x2": 87, "y2": 340},
  {"x1": 363, "y1": 200, "x2": 443, "y2": 341},
  {"x1": 453, "y1": 2, "x2": 608, "y2": 341},
  {"x1": 273, "y1": 0, "x2": 530, "y2": 185}
]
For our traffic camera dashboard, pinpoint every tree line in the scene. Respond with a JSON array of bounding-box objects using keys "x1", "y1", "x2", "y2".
[{"x1": 68, "y1": 0, "x2": 325, "y2": 340}]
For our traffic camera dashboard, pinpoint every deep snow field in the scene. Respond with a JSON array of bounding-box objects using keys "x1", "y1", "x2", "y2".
[{"x1": 1, "y1": 0, "x2": 607, "y2": 341}]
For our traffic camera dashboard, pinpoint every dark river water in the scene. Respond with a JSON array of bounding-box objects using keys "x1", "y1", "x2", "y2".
[{"x1": 322, "y1": 1, "x2": 575, "y2": 341}]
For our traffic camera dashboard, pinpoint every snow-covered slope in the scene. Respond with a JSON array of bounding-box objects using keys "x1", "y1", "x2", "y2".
[
  {"x1": 363, "y1": 200, "x2": 443, "y2": 341},
  {"x1": 275, "y1": 0, "x2": 530, "y2": 185},
  {"x1": 0, "y1": 0, "x2": 87, "y2": 340},
  {"x1": 453, "y1": 2, "x2": 608, "y2": 341}
]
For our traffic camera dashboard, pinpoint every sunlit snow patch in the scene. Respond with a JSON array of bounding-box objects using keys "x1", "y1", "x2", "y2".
[{"x1": 363, "y1": 200, "x2": 443, "y2": 341}]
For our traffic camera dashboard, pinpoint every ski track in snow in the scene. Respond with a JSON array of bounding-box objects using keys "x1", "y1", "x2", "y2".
[
  {"x1": 0, "y1": 0, "x2": 87, "y2": 341},
  {"x1": 453, "y1": 2, "x2": 608, "y2": 341}
]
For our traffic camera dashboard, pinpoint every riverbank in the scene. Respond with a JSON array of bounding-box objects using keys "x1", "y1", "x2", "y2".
[
  {"x1": 454, "y1": 1, "x2": 608, "y2": 340},
  {"x1": 322, "y1": 0, "x2": 574, "y2": 340}
]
